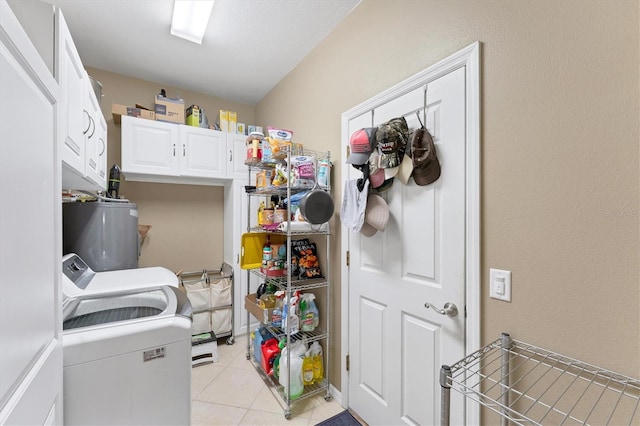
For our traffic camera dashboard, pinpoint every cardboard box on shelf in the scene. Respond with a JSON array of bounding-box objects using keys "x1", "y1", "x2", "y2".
[
  {"x1": 111, "y1": 103, "x2": 155, "y2": 124},
  {"x1": 245, "y1": 293, "x2": 272, "y2": 324},
  {"x1": 186, "y1": 105, "x2": 201, "y2": 127},
  {"x1": 155, "y1": 95, "x2": 185, "y2": 124}
]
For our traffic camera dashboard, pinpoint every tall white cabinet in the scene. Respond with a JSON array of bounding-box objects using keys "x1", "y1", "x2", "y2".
[{"x1": 0, "y1": 1, "x2": 63, "y2": 424}]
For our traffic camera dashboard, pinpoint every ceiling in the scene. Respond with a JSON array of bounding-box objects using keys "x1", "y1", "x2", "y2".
[{"x1": 49, "y1": 0, "x2": 361, "y2": 105}]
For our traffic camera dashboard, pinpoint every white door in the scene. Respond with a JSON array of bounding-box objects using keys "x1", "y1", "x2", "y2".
[
  {"x1": 347, "y1": 66, "x2": 470, "y2": 425},
  {"x1": 1, "y1": 1, "x2": 63, "y2": 424},
  {"x1": 121, "y1": 115, "x2": 179, "y2": 176}
]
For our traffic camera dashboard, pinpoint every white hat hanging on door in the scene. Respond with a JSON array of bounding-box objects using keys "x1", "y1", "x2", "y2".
[{"x1": 360, "y1": 194, "x2": 389, "y2": 237}]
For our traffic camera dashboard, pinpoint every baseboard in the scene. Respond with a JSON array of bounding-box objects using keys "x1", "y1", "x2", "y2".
[{"x1": 329, "y1": 384, "x2": 344, "y2": 407}]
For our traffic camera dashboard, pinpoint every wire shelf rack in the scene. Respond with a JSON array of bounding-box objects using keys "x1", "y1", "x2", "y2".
[{"x1": 440, "y1": 333, "x2": 640, "y2": 426}]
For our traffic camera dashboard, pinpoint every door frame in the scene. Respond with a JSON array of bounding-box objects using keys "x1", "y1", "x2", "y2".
[{"x1": 340, "y1": 41, "x2": 481, "y2": 424}]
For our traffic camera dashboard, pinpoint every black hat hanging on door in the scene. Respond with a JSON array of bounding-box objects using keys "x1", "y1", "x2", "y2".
[{"x1": 411, "y1": 113, "x2": 441, "y2": 186}]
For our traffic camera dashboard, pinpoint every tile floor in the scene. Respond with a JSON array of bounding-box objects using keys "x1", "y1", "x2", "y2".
[{"x1": 191, "y1": 338, "x2": 346, "y2": 425}]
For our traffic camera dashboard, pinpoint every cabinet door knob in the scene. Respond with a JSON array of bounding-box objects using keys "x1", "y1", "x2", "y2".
[
  {"x1": 82, "y1": 110, "x2": 91, "y2": 134},
  {"x1": 87, "y1": 116, "x2": 95, "y2": 138}
]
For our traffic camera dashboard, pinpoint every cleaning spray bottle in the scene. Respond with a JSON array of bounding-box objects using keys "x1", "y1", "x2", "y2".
[
  {"x1": 288, "y1": 295, "x2": 299, "y2": 335},
  {"x1": 299, "y1": 293, "x2": 319, "y2": 332}
]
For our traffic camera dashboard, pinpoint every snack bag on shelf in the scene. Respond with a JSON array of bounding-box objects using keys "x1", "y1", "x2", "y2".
[
  {"x1": 291, "y1": 238, "x2": 322, "y2": 279},
  {"x1": 287, "y1": 155, "x2": 316, "y2": 188}
]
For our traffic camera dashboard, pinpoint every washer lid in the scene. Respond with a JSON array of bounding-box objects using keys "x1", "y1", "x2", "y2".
[
  {"x1": 61, "y1": 253, "x2": 179, "y2": 300},
  {"x1": 62, "y1": 286, "x2": 175, "y2": 331}
]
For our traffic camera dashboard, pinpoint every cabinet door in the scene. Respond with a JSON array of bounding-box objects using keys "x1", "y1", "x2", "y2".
[
  {"x1": 179, "y1": 126, "x2": 227, "y2": 178},
  {"x1": 55, "y1": 9, "x2": 86, "y2": 175},
  {"x1": 227, "y1": 132, "x2": 250, "y2": 179},
  {"x1": 84, "y1": 75, "x2": 107, "y2": 189},
  {"x1": 121, "y1": 115, "x2": 179, "y2": 176}
]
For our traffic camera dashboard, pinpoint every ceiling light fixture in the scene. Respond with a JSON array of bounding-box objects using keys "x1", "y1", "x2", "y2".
[{"x1": 170, "y1": 0, "x2": 215, "y2": 44}]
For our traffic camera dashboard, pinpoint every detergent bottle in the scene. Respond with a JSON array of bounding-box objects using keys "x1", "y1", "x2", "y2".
[
  {"x1": 302, "y1": 348, "x2": 315, "y2": 385},
  {"x1": 310, "y1": 341, "x2": 324, "y2": 382},
  {"x1": 278, "y1": 341, "x2": 305, "y2": 400},
  {"x1": 260, "y1": 338, "x2": 280, "y2": 376},
  {"x1": 299, "y1": 293, "x2": 319, "y2": 332}
]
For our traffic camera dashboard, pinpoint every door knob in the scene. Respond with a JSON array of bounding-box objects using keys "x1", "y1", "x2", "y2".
[{"x1": 424, "y1": 302, "x2": 458, "y2": 317}]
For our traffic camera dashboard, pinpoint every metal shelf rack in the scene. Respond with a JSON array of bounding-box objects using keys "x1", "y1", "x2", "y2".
[
  {"x1": 440, "y1": 333, "x2": 640, "y2": 426},
  {"x1": 243, "y1": 147, "x2": 332, "y2": 419}
]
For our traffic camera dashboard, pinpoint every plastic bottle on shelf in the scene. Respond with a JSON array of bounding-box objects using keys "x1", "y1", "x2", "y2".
[
  {"x1": 310, "y1": 341, "x2": 324, "y2": 382},
  {"x1": 260, "y1": 338, "x2": 280, "y2": 376},
  {"x1": 253, "y1": 327, "x2": 270, "y2": 365},
  {"x1": 262, "y1": 235, "x2": 272, "y2": 259},
  {"x1": 257, "y1": 201, "x2": 265, "y2": 226},
  {"x1": 256, "y1": 281, "x2": 267, "y2": 299},
  {"x1": 302, "y1": 349, "x2": 315, "y2": 385},
  {"x1": 281, "y1": 294, "x2": 298, "y2": 332},
  {"x1": 271, "y1": 291, "x2": 285, "y2": 328},
  {"x1": 299, "y1": 293, "x2": 319, "y2": 332},
  {"x1": 279, "y1": 341, "x2": 305, "y2": 400},
  {"x1": 288, "y1": 296, "x2": 299, "y2": 335}
]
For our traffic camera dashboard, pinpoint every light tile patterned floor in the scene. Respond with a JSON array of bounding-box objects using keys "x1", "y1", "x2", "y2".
[{"x1": 191, "y1": 339, "x2": 345, "y2": 425}]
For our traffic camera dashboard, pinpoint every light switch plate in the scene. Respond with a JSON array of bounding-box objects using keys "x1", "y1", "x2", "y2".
[{"x1": 490, "y1": 268, "x2": 512, "y2": 302}]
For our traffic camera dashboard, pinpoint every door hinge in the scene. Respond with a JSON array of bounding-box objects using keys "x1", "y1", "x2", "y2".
[
  {"x1": 346, "y1": 354, "x2": 350, "y2": 372},
  {"x1": 346, "y1": 145, "x2": 350, "y2": 159},
  {"x1": 346, "y1": 250, "x2": 350, "y2": 267}
]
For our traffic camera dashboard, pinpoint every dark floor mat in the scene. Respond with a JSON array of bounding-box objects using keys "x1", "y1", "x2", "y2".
[{"x1": 315, "y1": 410, "x2": 362, "y2": 426}]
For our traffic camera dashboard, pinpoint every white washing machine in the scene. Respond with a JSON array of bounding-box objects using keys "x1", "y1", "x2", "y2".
[{"x1": 62, "y1": 254, "x2": 192, "y2": 425}]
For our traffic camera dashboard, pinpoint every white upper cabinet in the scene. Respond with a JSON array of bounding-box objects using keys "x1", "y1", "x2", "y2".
[
  {"x1": 55, "y1": 9, "x2": 107, "y2": 191},
  {"x1": 181, "y1": 125, "x2": 227, "y2": 178},
  {"x1": 121, "y1": 116, "x2": 230, "y2": 184}
]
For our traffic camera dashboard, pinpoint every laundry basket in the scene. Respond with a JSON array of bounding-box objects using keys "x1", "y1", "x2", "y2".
[{"x1": 179, "y1": 263, "x2": 234, "y2": 345}]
